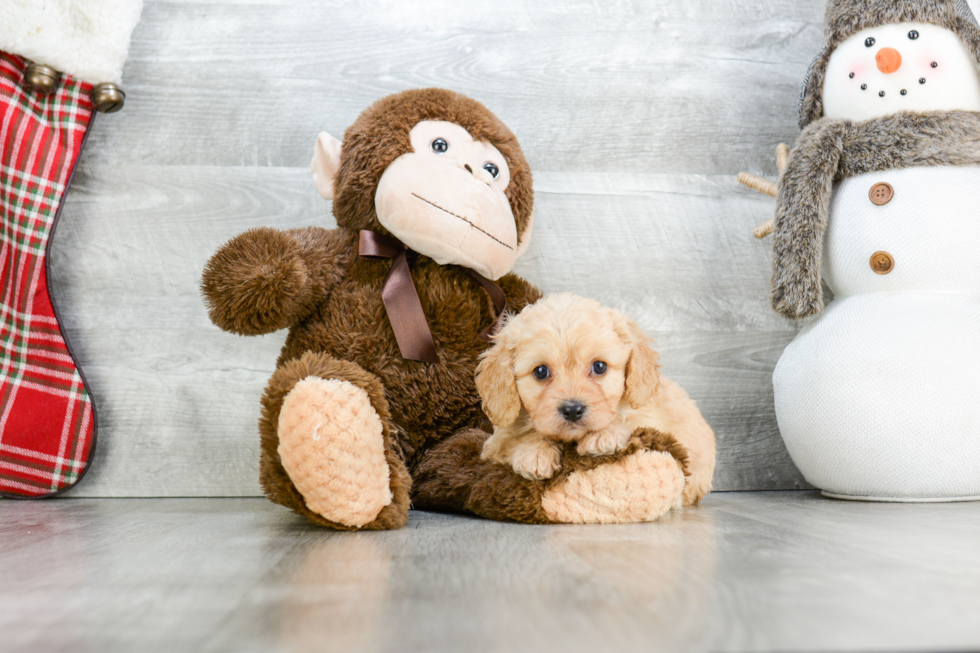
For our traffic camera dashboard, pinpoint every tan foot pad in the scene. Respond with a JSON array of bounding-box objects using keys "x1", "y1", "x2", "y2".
[
  {"x1": 541, "y1": 450, "x2": 685, "y2": 524},
  {"x1": 278, "y1": 377, "x2": 392, "y2": 527}
]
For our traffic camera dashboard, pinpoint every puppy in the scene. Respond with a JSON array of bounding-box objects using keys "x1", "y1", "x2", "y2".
[{"x1": 475, "y1": 294, "x2": 715, "y2": 504}]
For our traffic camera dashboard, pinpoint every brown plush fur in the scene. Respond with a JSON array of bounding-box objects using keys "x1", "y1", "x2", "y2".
[
  {"x1": 772, "y1": 110, "x2": 980, "y2": 318},
  {"x1": 799, "y1": 0, "x2": 980, "y2": 127},
  {"x1": 412, "y1": 427, "x2": 690, "y2": 524}
]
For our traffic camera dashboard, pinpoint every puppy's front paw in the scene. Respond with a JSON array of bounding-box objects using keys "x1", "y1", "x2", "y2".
[
  {"x1": 577, "y1": 423, "x2": 632, "y2": 457},
  {"x1": 510, "y1": 440, "x2": 562, "y2": 481}
]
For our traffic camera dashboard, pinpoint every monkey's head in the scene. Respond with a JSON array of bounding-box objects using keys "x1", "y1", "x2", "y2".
[{"x1": 311, "y1": 88, "x2": 533, "y2": 281}]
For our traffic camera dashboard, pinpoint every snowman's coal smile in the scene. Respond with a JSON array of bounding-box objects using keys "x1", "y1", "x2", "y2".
[
  {"x1": 853, "y1": 74, "x2": 931, "y2": 97},
  {"x1": 850, "y1": 59, "x2": 938, "y2": 98}
]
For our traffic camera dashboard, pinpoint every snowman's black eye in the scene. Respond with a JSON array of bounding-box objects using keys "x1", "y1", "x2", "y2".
[
  {"x1": 431, "y1": 138, "x2": 449, "y2": 153},
  {"x1": 533, "y1": 365, "x2": 550, "y2": 381},
  {"x1": 865, "y1": 37, "x2": 876, "y2": 47},
  {"x1": 483, "y1": 162, "x2": 499, "y2": 179},
  {"x1": 591, "y1": 361, "x2": 608, "y2": 376},
  {"x1": 908, "y1": 30, "x2": 919, "y2": 40}
]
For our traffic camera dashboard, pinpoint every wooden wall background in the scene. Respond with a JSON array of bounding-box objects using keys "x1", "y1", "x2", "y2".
[{"x1": 48, "y1": 0, "x2": 910, "y2": 497}]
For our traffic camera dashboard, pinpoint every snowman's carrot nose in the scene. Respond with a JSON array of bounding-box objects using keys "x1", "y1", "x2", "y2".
[{"x1": 876, "y1": 47, "x2": 902, "y2": 73}]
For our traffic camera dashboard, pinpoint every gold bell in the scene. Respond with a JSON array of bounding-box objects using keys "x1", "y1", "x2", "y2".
[
  {"x1": 90, "y1": 83, "x2": 125, "y2": 113},
  {"x1": 24, "y1": 63, "x2": 60, "y2": 94}
]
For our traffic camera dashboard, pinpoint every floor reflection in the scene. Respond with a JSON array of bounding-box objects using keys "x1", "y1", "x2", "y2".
[{"x1": 279, "y1": 534, "x2": 392, "y2": 653}]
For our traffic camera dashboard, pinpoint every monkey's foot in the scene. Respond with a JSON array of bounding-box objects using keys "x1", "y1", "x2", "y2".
[
  {"x1": 277, "y1": 377, "x2": 392, "y2": 527},
  {"x1": 541, "y1": 450, "x2": 685, "y2": 524}
]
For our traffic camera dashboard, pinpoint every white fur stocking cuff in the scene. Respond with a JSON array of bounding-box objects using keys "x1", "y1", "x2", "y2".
[{"x1": 0, "y1": 0, "x2": 143, "y2": 85}]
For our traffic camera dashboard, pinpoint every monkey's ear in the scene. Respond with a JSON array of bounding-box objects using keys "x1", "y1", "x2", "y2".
[
  {"x1": 311, "y1": 132, "x2": 342, "y2": 200},
  {"x1": 475, "y1": 338, "x2": 522, "y2": 427}
]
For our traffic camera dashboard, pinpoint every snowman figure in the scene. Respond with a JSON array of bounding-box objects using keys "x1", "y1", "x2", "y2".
[{"x1": 757, "y1": 0, "x2": 980, "y2": 500}]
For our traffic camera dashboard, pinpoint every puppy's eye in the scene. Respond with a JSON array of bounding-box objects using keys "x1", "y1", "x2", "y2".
[
  {"x1": 483, "y1": 162, "x2": 499, "y2": 178},
  {"x1": 865, "y1": 37, "x2": 875, "y2": 47},
  {"x1": 431, "y1": 138, "x2": 449, "y2": 153},
  {"x1": 532, "y1": 365, "x2": 550, "y2": 381},
  {"x1": 592, "y1": 361, "x2": 608, "y2": 375}
]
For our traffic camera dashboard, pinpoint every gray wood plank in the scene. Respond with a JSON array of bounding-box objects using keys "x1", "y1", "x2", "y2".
[
  {"x1": 33, "y1": 0, "x2": 861, "y2": 495},
  {"x1": 51, "y1": 164, "x2": 806, "y2": 496},
  {"x1": 2, "y1": 494, "x2": 980, "y2": 652},
  {"x1": 83, "y1": 0, "x2": 825, "y2": 174}
]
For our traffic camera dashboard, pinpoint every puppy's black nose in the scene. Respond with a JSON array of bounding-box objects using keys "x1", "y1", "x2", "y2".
[{"x1": 559, "y1": 400, "x2": 586, "y2": 423}]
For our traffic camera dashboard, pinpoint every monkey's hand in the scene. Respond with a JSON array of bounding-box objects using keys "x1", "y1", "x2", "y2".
[{"x1": 201, "y1": 227, "x2": 315, "y2": 336}]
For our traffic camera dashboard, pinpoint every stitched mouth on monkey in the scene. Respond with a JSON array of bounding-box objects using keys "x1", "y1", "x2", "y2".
[
  {"x1": 373, "y1": 123, "x2": 521, "y2": 281},
  {"x1": 410, "y1": 193, "x2": 515, "y2": 252}
]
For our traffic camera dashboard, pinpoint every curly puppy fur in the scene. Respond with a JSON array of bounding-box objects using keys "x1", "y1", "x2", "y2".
[
  {"x1": 202, "y1": 89, "x2": 541, "y2": 529},
  {"x1": 473, "y1": 294, "x2": 716, "y2": 504},
  {"x1": 799, "y1": 0, "x2": 980, "y2": 128},
  {"x1": 772, "y1": 111, "x2": 980, "y2": 319}
]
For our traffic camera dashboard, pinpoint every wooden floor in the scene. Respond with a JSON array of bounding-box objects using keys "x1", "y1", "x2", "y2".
[{"x1": 2, "y1": 492, "x2": 978, "y2": 653}]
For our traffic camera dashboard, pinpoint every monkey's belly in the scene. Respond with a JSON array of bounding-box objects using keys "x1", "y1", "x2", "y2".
[
  {"x1": 773, "y1": 293, "x2": 980, "y2": 501},
  {"x1": 285, "y1": 275, "x2": 493, "y2": 436}
]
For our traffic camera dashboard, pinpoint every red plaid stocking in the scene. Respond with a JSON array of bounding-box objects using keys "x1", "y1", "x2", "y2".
[{"x1": 0, "y1": 52, "x2": 97, "y2": 497}]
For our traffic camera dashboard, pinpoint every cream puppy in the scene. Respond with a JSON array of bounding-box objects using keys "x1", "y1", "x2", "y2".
[{"x1": 476, "y1": 294, "x2": 715, "y2": 505}]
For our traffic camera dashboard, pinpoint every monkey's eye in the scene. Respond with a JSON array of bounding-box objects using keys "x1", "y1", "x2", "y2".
[
  {"x1": 532, "y1": 365, "x2": 550, "y2": 381},
  {"x1": 865, "y1": 37, "x2": 876, "y2": 47},
  {"x1": 431, "y1": 138, "x2": 449, "y2": 153},
  {"x1": 592, "y1": 361, "x2": 608, "y2": 376},
  {"x1": 483, "y1": 162, "x2": 499, "y2": 179},
  {"x1": 908, "y1": 30, "x2": 919, "y2": 40}
]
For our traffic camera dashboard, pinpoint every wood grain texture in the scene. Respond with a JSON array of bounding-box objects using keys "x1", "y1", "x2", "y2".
[
  {"x1": 3, "y1": 494, "x2": 980, "y2": 652},
  {"x1": 38, "y1": 0, "x2": 844, "y2": 496}
]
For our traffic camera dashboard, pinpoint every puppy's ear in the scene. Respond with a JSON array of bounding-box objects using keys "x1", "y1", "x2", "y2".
[
  {"x1": 475, "y1": 337, "x2": 521, "y2": 427},
  {"x1": 620, "y1": 316, "x2": 661, "y2": 409}
]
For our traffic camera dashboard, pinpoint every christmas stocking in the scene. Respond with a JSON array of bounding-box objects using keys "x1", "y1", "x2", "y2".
[{"x1": 0, "y1": 1, "x2": 142, "y2": 497}]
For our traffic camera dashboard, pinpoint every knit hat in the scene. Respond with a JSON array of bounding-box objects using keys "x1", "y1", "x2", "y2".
[{"x1": 798, "y1": 0, "x2": 980, "y2": 127}]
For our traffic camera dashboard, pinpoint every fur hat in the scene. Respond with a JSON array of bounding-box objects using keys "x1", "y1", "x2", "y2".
[{"x1": 798, "y1": 0, "x2": 980, "y2": 127}]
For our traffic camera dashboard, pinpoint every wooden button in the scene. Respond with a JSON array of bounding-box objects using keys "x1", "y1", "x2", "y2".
[
  {"x1": 870, "y1": 251, "x2": 895, "y2": 274},
  {"x1": 869, "y1": 182, "x2": 894, "y2": 205}
]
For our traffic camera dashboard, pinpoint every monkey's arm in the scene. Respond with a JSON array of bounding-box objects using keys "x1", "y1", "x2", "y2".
[
  {"x1": 201, "y1": 226, "x2": 352, "y2": 335},
  {"x1": 497, "y1": 273, "x2": 542, "y2": 315},
  {"x1": 770, "y1": 119, "x2": 848, "y2": 320}
]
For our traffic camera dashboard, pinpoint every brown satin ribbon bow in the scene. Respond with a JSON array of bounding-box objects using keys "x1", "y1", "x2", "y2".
[{"x1": 358, "y1": 230, "x2": 508, "y2": 363}]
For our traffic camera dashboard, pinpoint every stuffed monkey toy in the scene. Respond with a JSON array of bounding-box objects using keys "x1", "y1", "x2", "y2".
[{"x1": 203, "y1": 89, "x2": 692, "y2": 528}]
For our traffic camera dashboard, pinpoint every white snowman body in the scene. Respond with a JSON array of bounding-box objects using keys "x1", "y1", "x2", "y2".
[{"x1": 773, "y1": 22, "x2": 980, "y2": 500}]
